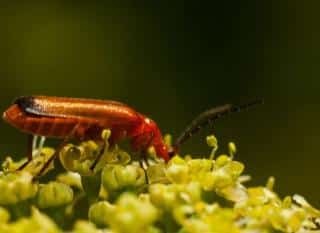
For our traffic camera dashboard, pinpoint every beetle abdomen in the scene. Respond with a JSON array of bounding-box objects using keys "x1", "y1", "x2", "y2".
[
  {"x1": 3, "y1": 104, "x2": 102, "y2": 139},
  {"x1": 24, "y1": 117, "x2": 78, "y2": 138},
  {"x1": 14, "y1": 96, "x2": 141, "y2": 125}
]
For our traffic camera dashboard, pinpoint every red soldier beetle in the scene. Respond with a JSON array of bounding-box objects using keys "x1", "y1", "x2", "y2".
[{"x1": 2, "y1": 96, "x2": 262, "y2": 177}]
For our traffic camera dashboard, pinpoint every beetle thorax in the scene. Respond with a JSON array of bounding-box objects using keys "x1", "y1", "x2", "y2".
[
  {"x1": 130, "y1": 117, "x2": 169, "y2": 161},
  {"x1": 131, "y1": 117, "x2": 159, "y2": 145}
]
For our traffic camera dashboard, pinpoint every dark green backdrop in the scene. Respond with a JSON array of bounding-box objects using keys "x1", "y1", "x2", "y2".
[{"x1": 0, "y1": 2, "x2": 319, "y2": 204}]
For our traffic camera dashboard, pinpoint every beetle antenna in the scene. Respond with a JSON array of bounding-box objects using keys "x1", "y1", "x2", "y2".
[{"x1": 172, "y1": 99, "x2": 263, "y2": 153}]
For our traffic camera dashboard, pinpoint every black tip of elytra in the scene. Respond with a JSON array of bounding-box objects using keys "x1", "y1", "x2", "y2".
[{"x1": 14, "y1": 96, "x2": 35, "y2": 110}]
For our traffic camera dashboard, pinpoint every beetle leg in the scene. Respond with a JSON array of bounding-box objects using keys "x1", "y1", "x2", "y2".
[
  {"x1": 90, "y1": 129, "x2": 127, "y2": 171},
  {"x1": 32, "y1": 135, "x2": 38, "y2": 152},
  {"x1": 141, "y1": 152, "x2": 150, "y2": 166},
  {"x1": 33, "y1": 124, "x2": 80, "y2": 179},
  {"x1": 139, "y1": 152, "x2": 149, "y2": 184},
  {"x1": 138, "y1": 150, "x2": 150, "y2": 184},
  {"x1": 17, "y1": 134, "x2": 34, "y2": 170},
  {"x1": 35, "y1": 136, "x2": 46, "y2": 157},
  {"x1": 89, "y1": 139, "x2": 106, "y2": 171},
  {"x1": 33, "y1": 138, "x2": 69, "y2": 180}
]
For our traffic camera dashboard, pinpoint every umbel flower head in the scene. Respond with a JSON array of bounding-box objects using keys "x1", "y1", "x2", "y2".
[{"x1": 0, "y1": 131, "x2": 319, "y2": 233}]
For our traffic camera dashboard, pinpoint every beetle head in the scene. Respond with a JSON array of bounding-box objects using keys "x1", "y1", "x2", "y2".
[{"x1": 131, "y1": 117, "x2": 172, "y2": 161}]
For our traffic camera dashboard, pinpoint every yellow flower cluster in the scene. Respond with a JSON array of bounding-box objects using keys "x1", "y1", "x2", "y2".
[{"x1": 0, "y1": 131, "x2": 318, "y2": 233}]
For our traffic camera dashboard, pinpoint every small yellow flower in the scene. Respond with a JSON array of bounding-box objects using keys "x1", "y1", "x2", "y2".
[
  {"x1": 101, "y1": 164, "x2": 146, "y2": 192},
  {"x1": 37, "y1": 182, "x2": 74, "y2": 208}
]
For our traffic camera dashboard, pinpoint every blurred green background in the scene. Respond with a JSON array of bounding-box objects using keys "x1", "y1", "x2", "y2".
[{"x1": 0, "y1": 2, "x2": 319, "y2": 204}]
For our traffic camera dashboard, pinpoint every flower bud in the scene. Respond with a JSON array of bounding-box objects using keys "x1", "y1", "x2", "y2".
[
  {"x1": 90, "y1": 195, "x2": 159, "y2": 232},
  {"x1": 37, "y1": 182, "x2": 73, "y2": 208},
  {"x1": 166, "y1": 156, "x2": 189, "y2": 183},
  {"x1": 101, "y1": 164, "x2": 146, "y2": 192},
  {"x1": 206, "y1": 135, "x2": 218, "y2": 148},
  {"x1": 59, "y1": 144, "x2": 82, "y2": 171},
  {"x1": 59, "y1": 144, "x2": 95, "y2": 176},
  {"x1": 56, "y1": 172, "x2": 83, "y2": 190},
  {"x1": 108, "y1": 193, "x2": 158, "y2": 233},
  {"x1": 215, "y1": 155, "x2": 231, "y2": 168},
  {"x1": 146, "y1": 163, "x2": 167, "y2": 184},
  {"x1": 228, "y1": 161, "x2": 245, "y2": 178},
  {"x1": 149, "y1": 182, "x2": 201, "y2": 211},
  {"x1": 88, "y1": 201, "x2": 113, "y2": 227},
  {"x1": 58, "y1": 131, "x2": 112, "y2": 176},
  {"x1": 165, "y1": 163, "x2": 189, "y2": 184},
  {"x1": 187, "y1": 159, "x2": 213, "y2": 174},
  {"x1": 149, "y1": 184, "x2": 176, "y2": 210}
]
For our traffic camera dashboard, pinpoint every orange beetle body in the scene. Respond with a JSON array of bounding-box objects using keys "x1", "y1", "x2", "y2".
[
  {"x1": 3, "y1": 96, "x2": 261, "y2": 175},
  {"x1": 3, "y1": 96, "x2": 170, "y2": 161}
]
